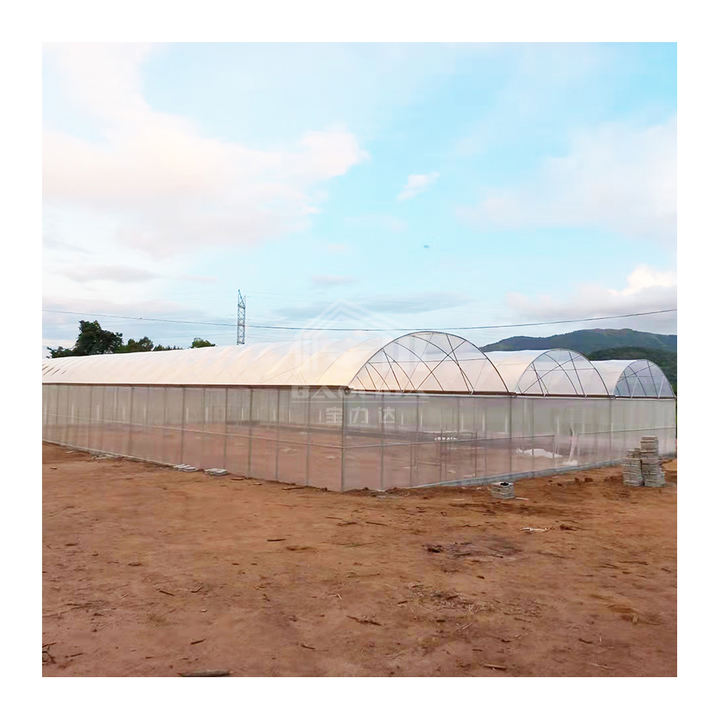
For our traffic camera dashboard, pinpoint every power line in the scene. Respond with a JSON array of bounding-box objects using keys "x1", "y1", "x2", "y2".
[
  {"x1": 43, "y1": 307, "x2": 677, "y2": 333},
  {"x1": 247, "y1": 308, "x2": 678, "y2": 332},
  {"x1": 44, "y1": 309, "x2": 236, "y2": 328}
]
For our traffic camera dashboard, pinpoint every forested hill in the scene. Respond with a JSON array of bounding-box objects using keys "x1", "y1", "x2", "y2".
[{"x1": 480, "y1": 328, "x2": 677, "y2": 354}]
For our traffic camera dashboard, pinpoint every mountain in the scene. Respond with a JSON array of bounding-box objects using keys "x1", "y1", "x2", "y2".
[
  {"x1": 480, "y1": 328, "x2": 677, "y2": 355},
  {"x1": 586, "y1": 347, "x2": 677, "y2": 392}
]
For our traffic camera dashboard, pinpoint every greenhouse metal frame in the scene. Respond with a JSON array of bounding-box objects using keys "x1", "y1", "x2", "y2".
[{"x1": 42, "y1": 332, "x2": 676, "y2": 491}]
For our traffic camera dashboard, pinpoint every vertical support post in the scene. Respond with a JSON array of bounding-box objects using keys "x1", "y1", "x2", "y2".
[
  {"x1": 87, "y1": 385, "x2": 94, "y2": 451},
  {"x1": 197, "y1": 388, "x2": 208, "y2": 468},
  {"x1": 411, "y1": 393, "x2": 420, "y2": 487},
  {"x1": 508, "y1": 395, "x2": 513, "y2": 478},
  {"x1": 608, "y1": 397, "x2": 613, "y2": 461},
  {"x1": 160, "y1": 386, "x2": 167, "y2": 463},
  {"x1": 530, "y1": 397, "x2": 535, "y2": 477},
  {"x1": 179, "y1": 387, "x2": 186, "y2": 465},
  {"x1": 140, "y1": 387, "x2": 148, "y2": 460},
  {"x1": 222, "y1": 387, "x2": 228, "y2": 471},
  {"x1": 340, "y1": 391, "x2": 346, "y2": 492},
  {"x1": 275, "y1": 389, "x2": 280, "y2": 481},
  {"x1": 380, "y1": 393, "x2": 385, "y2": 492},
  {"x1": 482, "y1": 398, "x2": 495, "y2": 477},
  {"x1": 305, "y1": 391, "x2": 311, "y2": 487},
  {"x1": 456, "y1": 395, "x2": 461, "y2": 485},
  {"x1": 247, "y1": 388, "x2": 254, "y2": 477},
  {"x1": 98, "y1": 385, "x2": 105, "y2": 452},
  {"x1": 128, "y1": 386, "x2": 135, "y2": 458},
  {"x1": 110, "y1": 386, "x2": 117, "y2": 454}
]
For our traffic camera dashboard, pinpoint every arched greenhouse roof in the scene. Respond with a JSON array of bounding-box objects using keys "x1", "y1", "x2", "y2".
[
  {"x1": 485, "y1": 349, "x2": 610, "y2": 396},
  {"x1": 41, "y1": 331, "x2": 508, "y2": 392},
  {"x1": 41, "y1": 335, "x2": 393, "y2": 388},
  {"x1": 43, "y1": 333, "x2": 670, "y2": 398},
  {"x1": 592, "y1": 359, "x2": 675, "y2": 398},
  {"x1": 349, "y1": 331, "x2": 508, "y2": 393}
]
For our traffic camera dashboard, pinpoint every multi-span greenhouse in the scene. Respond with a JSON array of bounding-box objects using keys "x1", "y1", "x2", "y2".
[{"x1": 42, "y1": 331, "x2": 676, "y2": 491}]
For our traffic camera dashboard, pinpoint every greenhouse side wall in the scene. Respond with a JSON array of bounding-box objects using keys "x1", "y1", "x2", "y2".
[
  {"x1": 42, "y1": 384, "x2": 345, "y2": 491},
  {"x1": 339, "y1": 392, "x2": 676, "y2": 490},
  {"x1": 42, "y1": 384, "x2": 676, "y2": 491}
]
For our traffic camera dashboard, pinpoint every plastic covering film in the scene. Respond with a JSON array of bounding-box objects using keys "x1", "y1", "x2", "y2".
[
  {"x1": 277, "y1": 389, "x2": 309, "y2": 486},
  {"x1": 42, "y1": 332, "x2": 512, "y2": 394},
  {"x1": 350, "y1": 332, "x2": 508, "y2": 393},
  {"x1": 307, "y1": 389, "x2": 344, "y2": 492},
  {"x1": 225, "y1": 388, "x2": 251, "y2": 476},
  {"x1": 41, "y1": 336, "x2": 392, "y2": 388},
  {"x1": 43, "y1": 385, "x2": 676, "y2": 491},
  {"x1": 593, "y1": 359, "x2": 675, "y2": 398},
  {"x1": 43, "y1": 333, "x2": 674, "y2": 403},
  {"x1": 486, "y1": 350, "x2": 609, "y2": 396}
]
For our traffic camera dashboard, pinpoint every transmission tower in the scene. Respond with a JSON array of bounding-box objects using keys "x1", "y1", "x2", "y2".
[{"x1": 236, "y1": 290, "x2": 246, "y2": 345}]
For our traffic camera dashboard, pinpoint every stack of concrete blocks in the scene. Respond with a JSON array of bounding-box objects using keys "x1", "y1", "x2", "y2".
[
  {"x1": 622, "y1": 450, "x2": 644, "y2": 486},
  {"x1": 640, "y1": 435, "x2": 665, "y2": 487},
  {"x1": 489, "y1": 481, "x2": 515, "y2": 499},
  {"x1": 622, "y1": 436, "x2": 665, "y2": 487}
]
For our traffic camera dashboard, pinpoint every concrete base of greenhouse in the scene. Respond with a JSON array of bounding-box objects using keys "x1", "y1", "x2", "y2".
[{"x1": 416, "y1": 454, "x2": 678, "y2": 490}]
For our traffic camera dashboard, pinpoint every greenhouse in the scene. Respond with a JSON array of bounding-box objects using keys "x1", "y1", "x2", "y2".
[
  {"x1": 42, "y1": 331, "x2": 676, "y2": 491},
  {"x1": 592, "y1": 359, "x2": 675, "y2": 398}
]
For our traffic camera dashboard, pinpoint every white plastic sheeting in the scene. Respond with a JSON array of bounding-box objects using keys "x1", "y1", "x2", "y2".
[
  {"x1": 42, "y1": 335, "x2": 395, "y2": 388},
  {"x1": 42, "y1": 334, "x2": 637, "y2": 398},
  {"x1": 42, "y1": 331, "x2": 511, "y2": 393},
  {"x1": 485, "y1": 349, "x2": 610, "y2": 396},
  {"x1": 42, "y1": 331, "x2": 678, "y2": 490},
  {"x1": 349, "y1": 332, "x2": 508, "y2": 393},
  {"x1": 592, "y1": 359, "x2": 675, "y2": 398},
  {"x1": 42, "y1": 383, "x2": 676, "y2": 491}
]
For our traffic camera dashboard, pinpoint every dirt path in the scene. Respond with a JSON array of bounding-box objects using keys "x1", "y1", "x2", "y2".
[{"x1": 42, "y1": 443, "x2": 676, "y2": 676}]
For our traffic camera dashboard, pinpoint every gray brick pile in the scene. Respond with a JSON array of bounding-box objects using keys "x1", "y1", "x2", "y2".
[
  {"x1": 622, "y1": 435, "x2": 665, "y2": 487},
  {"x1": 622, "y1": 450, "x2": 644, "y2": 486}
]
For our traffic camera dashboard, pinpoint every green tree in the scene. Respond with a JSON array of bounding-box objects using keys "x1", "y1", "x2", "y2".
[
  {"x1": 48, "y1": 320, "x2": 123, "y2": 358},
  {"x1": 118, "y1": 336, "x2": 155, "y2": 353},
  {"x1": 47, "y1": 320, "x2": 213, "y2": 357}
]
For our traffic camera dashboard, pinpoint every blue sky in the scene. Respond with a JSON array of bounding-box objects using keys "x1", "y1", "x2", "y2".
[{"x1": 42, "y1": 43, "x2": 676, "y2": 352}]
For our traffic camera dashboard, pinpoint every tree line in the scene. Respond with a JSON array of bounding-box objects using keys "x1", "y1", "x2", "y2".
[{"x1": 47, "y1": 320, "x2": 216, "y2": 358}]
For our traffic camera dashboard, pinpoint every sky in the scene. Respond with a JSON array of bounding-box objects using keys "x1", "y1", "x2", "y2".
[{"x1": 42, "y1": 42, "x2": 677, "y2": 354}]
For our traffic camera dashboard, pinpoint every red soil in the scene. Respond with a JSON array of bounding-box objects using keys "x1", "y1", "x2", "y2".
[{"x1": 42, "y1": 443, "x2": 676, "y2": 676}]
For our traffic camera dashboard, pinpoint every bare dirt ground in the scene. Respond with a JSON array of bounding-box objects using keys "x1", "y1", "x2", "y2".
[{"x1": 42, "y1": 442, "x2": 676, "y2": 677}]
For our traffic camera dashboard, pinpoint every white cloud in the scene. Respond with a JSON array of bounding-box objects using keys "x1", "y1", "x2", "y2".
[
  {"x1": 59, "y1": 264, "x2": 161, "y2": 283},
  {"x1": 504, "y1": 264, "x2": 677, "y2": 334},
  {"x1": 43, "y1": 44, "x2": 368, "y2": 257},
  {"x1": 610, "y1": 265, "x2": 676, "y2": 296},
  {"x1": 460, "y1": 118, "x2": 676, "y2": 244},
  {"x1": 397, "y1": 172, "x2": 439, "y2": 201}
]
